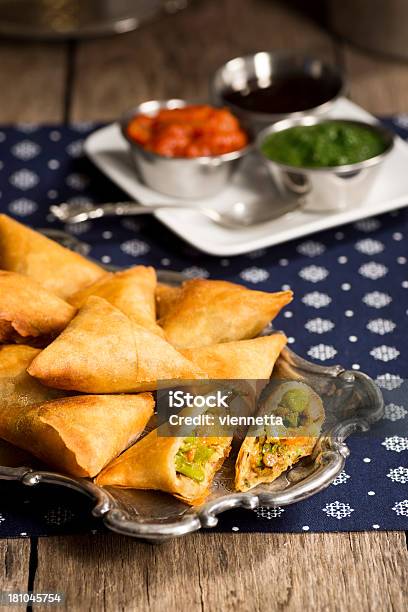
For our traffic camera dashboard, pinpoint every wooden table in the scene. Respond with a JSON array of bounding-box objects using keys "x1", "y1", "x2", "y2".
[{"x1": 0, "y1": 1, "x2": 407, "y2": 610}]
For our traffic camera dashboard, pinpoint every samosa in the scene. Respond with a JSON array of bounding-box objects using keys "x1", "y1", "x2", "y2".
[
  {"x1": 70, "y1": 265, "x2": 163, "y2": 336},
  {"x1": 5, "y1": 393, "x2": 154, "y2": 477},
  {"x1": 0, "y1": 345, "x2": 65, "y2": 435},
  {"x1": 96, "y1": 425, "x2": 231, "y2": 505},
  {"x1": 155, "y1": 283, "x2": 182, "y2": 319},
  {"x1": 0, "y1": 214, "x2": 105, "y2": 299},
  {"x1": 158, "y1": 278, "x2": 293, "y2": 349},
  {"x1": 181, "y1": 333, "x2": 287, "y2": 380},
  {"x1": 235, "y1": 381, "x2": 325, "y2": 492},
  {"x1": 28, "y1": 296, "x2": 207, "y2": 393},
  {"x1": 0, "y1": 271, "x2": 75, "y2": 344}
]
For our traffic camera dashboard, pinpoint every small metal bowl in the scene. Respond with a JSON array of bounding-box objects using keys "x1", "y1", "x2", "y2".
[
  {"x1": 211, "y1": 51, "x2": 345, "y2": 133},
  {"x1": 256, "y1": 117, "x2": 395, "y2": 212},
  {"x1": 120, "y1": 99, "x2": 252, "y2": 199}
]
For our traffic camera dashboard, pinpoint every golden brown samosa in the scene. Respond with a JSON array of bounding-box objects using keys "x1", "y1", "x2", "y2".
[
  {"x1": 156, "y1": 283, "x2": 182, "y2": 319},
  {"x1": 0, "y1": 345, "x2": 65, "y2": 436},
  {"x1": 69, "y1": 266, "x2": 163, "y2": 336},
  {"x1": 28, "y1": 296, "x2": 206, "y2": 393},
  {"x1": 4, "y1": 393, "x2": 154, "y2": 477},
  {"x1": 181, "y1": 333, "x2": 287, "y2": 380},
  {"x1": 0, "y1": 271, "x2": 75, "y2": 344},
  {"x1": 159, "y1": 279, "x2": 293, "y2": 349},
  {"x1": 96, "y1": 428, "x2": 231, "y2": 505},
  {"x1": 0, "y1": 214, "x2": 105, "y2": 299},
  {"x1": 235, "y1": 382, "x2": 324, "y2": 492}
]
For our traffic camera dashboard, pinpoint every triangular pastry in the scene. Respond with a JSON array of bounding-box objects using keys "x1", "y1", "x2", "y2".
[
  {"x1": 28, "y1": 296, "x2": 207, "y2": 393},
  {"x1": 0, "y1": 271, "x2": 75, "y2": 344},
  {"x1": 159, "y1": 278, "x2": 293, "y2": 349},
  {"x1": 2, "y1": 393, "x2": 154, "y2": 477},
  {"x1": 0, "y1": 214, "x2": 105, "y2": 299},
  {"x1": 70, "y1": 265, "x2": 163, "y2": 336}
]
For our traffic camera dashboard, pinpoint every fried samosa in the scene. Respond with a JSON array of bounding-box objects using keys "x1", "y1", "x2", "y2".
[
  {"x1": 97, "y1": 427, "x2": 231, "y2": 505},
  {"x1": 2, "y1": 393, "x2": 154, "y2": 477},
  {"x1": 158, "y1": 279, "x2": 293, "y2": 349},
  {"x1": 0, "y1": 214, "x2": 105, "y2": 299},
  {"x1": 0, "y1": 271, "x2": 75, "y2": 344},
  {"x1": 28, "y1": 296, "x2": 206, "y2": 393},
  {"x1": 156, "y1": 283, "x2": 182, "y2": 319},
  {"x1": 235, "y1": 382, "x2": 324, "y2": 492},
  {"x1": 69, "y1": 265, "x2": 163, "y2": 336},
  {"x1": 0, "y1": 345, "x2": 65, "y2": 435},
  {"x1": 181, "y1": 333, "x2": 287, "y2": 380}
]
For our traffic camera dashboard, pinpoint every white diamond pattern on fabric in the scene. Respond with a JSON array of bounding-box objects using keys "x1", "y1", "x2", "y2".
[
  {"x1": 302, "y1": 292, "x2": 332, "y2": 308},
  {"x1": 355, "y1": 238, "x2": 384, "y2": 255},
  {"x1": 8, "y1": 198, "x2": 37, "y2": 216},
  {"x1": 384, "y1": 404, "x2": 407, "y2": 421},
  {"x1": 307, "y1": 344, "x2": 337, "y2": 361},
  {"x1": 66, "y1": 139, "x2": 84, "y2": 158},
  {"x1": 331, "y1": 471, "x2": 351, "y2": 486},
  {"x1": 298, "y1": 265, "x2": 329, "y2": 283},
  {"x1": 305, "y1": 318, "x2": 335, "y2": 334},
  {"x1": 387, "y1": 467, "x2": 408, "y2": 484},
  {"x1": 370, "y1": 345, "x2": 400, "y2": 362},
  {"x1": 381, "y1": 436, "x2": 408, "y2": 452},
  {"x1": 366, "y1": 319, "x2": 396, "y2": 335},
  {"x1": 392, "y1": 500, "x2": 408, "y2": 517},
  {"x1": 363, "y1": 292, "x2": 392, "y2": 308},
  {"x1": 11, "y1": 140, "x2": 41, "y2": 161},
  {"x1": 120, "y1": 239, "x2": 150, "y2": 257},
  {"x1": 376, "y1": 374, "x2": 404, "y2": 390},
  {"x1": 296, "y1": 240, "x2": 326, "y2": 257},
  {"x1": 9, "y1": 169, "x2": 39, "y2": 190},
  {"x1": 254, "y1": 506, "x2": 285, "y2": 519},
  {"x1": 359, "y1": 262, "x2": 388, "y2": 280},
  {"x1": 240, "y1": 267, "x2": 269, "y2": 283},
  {"x1": 354, "y1": 218, "x2": 381, "y2": 232},
  {"x1": 322, "y1": 501, "x2": 354, "y2": 519}
]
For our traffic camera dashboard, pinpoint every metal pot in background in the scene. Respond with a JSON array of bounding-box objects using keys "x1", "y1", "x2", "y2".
[{"x1": 329, "y1": 0, "x2": 408, "y2": 61}]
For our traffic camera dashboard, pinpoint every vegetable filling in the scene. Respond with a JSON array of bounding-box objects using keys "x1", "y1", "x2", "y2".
[
  {"x1": 255, "y1": 388, "x2": 311, "y2": 471},
  {"x1": 175, "y1": 437, "x2": 215, "y2": 482}
]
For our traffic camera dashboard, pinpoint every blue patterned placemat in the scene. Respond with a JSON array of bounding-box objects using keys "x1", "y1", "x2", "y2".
[{"x1": 0, "y1": 118, "x2": 407, "y2": 537}]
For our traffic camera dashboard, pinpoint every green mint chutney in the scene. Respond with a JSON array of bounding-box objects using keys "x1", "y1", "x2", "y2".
[{"x1": 261, "y1": 121, "x2": 387, "y2": 168}]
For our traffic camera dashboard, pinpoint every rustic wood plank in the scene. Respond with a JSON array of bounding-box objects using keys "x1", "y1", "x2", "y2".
[
  {"x1": 70, "y1": 0, "x2": 336, "y2": 122},
  {"x1": 343, "y1": 45, "x2": 408, "y2": 114},
  {"x1": 0, "y1": 42, "x2": 67, "y2": 123},
  {"x1": 33, "y1": 531, "x2": 407, "y2": 611},
  {"x1": 0, "y1": 539, "x2": 31, "y2": 610}
]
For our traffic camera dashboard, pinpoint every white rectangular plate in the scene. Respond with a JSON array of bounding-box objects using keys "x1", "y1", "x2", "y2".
[{"x1": 84, "y1": 98, "x2": 408, "y2": 256}]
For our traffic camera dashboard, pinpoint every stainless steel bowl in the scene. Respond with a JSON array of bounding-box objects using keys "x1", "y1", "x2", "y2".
[
  {"x1": 211, "y1": 51, "x2": 345, "y2": 133},
  {"x1": 257, "y1": 117, "x2": 395, "y2": 212},
  {"x1": 120, "y1": 99, "x2": 252, "y2": 200}
]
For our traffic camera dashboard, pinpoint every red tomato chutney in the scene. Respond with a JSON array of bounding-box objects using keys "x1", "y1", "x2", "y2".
[{"x1": 126, "y1": 105, "x2": 249, "y2": 158}]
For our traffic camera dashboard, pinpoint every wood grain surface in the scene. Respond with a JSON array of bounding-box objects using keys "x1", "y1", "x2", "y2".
[
  {"x1": 0, "y1": 1, "x2": 407, "y2": 610},
  {"x1": 0, "y1": 42, "x2": 67, "y2": 123},
  {"x1": 31, "y1": 532, "x2": 407, "y2": 612},
  {"x1": 0, "y1": 540, "x2": 30, "y2": 611}
]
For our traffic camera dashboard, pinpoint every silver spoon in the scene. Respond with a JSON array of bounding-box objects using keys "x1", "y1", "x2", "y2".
[{"x1": 50, "y1": 200, "x2": 298, "y2": 230}]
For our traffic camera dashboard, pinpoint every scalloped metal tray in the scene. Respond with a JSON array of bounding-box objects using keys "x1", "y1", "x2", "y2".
[{"x1": 0, "y1": 231, "x2": 384, "y2": 541}]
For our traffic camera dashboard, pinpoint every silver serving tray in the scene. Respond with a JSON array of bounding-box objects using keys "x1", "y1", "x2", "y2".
[{"x1": 0, "y1": 231, "x2": 384, "y2": 542}]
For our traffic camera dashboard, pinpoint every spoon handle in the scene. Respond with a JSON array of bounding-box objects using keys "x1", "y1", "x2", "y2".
[{"x1": 50, "y1": 201, "x2": 189, "y2": 224}]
